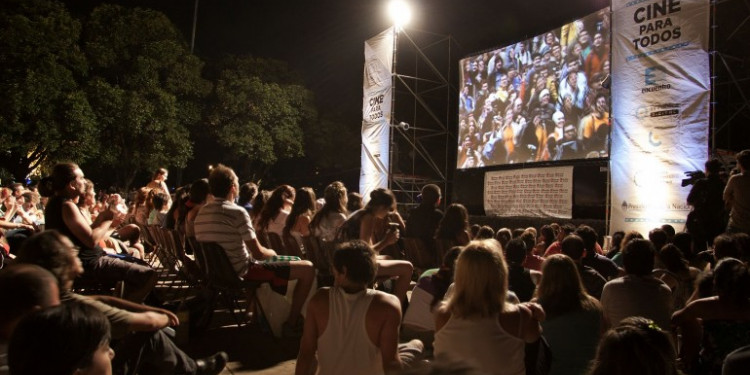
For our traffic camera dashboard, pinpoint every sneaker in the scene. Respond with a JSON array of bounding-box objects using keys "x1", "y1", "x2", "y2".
[{"x1": 195, "y1": 351, "x2": 228, "y2": 375}]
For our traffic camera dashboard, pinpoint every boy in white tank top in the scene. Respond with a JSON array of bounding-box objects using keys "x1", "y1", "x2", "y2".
[{"x1": 296, "y1": 240, "x2": 422, "y2": 375}]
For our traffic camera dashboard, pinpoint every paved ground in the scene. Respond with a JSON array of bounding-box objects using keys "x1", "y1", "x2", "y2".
[{"x1": 183, "y1": 311, "x2": 300, "y2": 375}]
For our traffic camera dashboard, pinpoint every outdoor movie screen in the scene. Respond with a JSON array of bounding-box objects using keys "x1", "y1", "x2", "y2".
[{"x1": 457, "y1": 8, "x2": 611, "y2": 169}]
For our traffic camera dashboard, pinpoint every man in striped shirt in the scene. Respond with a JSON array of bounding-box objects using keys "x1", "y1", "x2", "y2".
[{"x1": 194, "y1": 164, "x2": 314, "y2": 335}]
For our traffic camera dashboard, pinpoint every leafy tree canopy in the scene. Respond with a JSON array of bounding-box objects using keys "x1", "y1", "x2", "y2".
[
  {"x1": 205, "y1": 55, "x2": 317, "y2": 171},
  {"x1": 0, "y1": 0, "x2": 96, "y2": 181},
  {"x1": 80, "y1": 4, "x2": 211, "y2": 189}
]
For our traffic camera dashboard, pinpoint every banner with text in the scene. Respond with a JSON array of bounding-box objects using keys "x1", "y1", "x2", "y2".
[
  {"x1": 610, "y1": 0, "x2": 710, "y2": 234},
  {"x1": 360, "y1": 28, "x2": 394, "y2": 203},
  {"x1": 484, "y1": 166, "x2": 574, "y2": 218}
]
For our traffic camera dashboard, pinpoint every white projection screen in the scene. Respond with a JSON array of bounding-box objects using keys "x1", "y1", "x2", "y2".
[{"x1": 457, "y1": 8, "x2": 612, "y2": 168}]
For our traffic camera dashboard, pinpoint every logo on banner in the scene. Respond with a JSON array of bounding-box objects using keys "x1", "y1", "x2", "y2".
[
  {"x1": 641, "y1": 66, "x2": 673, "y2": 93},
  {"x1": 631, "y1": 0, "x2": 682, "y2": 50},
  {"x1": 635, "y1": 103, "x2": 680, "y2": 118},
  {"x1": 366, "y1": 61, "x2": 389, "y2": 87}
]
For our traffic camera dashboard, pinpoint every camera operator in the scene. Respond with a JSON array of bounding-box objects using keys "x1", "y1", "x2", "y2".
[
  {"x1": 724, "y1": 149, "x2": 750, "y2": 235},
  {"x1": 686, "y1": 159, "x2": 726, "y2": 250}
]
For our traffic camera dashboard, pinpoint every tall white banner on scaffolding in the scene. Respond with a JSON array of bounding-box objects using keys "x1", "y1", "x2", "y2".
[
  {"x1": 360, "y1": 28, "x2": 394, "y2": 203},
  {"x1": 610, "y1": 0, "x2": 710, "y2": 234}
]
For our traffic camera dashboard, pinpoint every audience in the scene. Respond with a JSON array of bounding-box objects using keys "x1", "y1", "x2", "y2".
[
  {"x1": 8, "y1": 158, "x2": 750, "y2": 375},
  {"x1": 15, "y1": 230, "x2": 228, "y2": 375},
  {"x1": 337, "y1": 188, "x2": 413, "y2": 307},
  {"x1": 40, "y1": 163, "x2": 157, "y2": 303},
  {"x1": 193, "y1": 164, "x2": 314, "y2": 337}
]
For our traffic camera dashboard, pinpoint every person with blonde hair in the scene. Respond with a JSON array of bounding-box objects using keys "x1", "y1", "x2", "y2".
[
  {"x1": 434, "y1": 240, "x2": 543, "y2": 375},
  {"x1": 534, "y1": 254, "x2": 605, "y2": 375}
]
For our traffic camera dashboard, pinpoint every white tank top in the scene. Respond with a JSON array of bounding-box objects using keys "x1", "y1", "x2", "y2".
[
  {"x1": 317, "y1": 287, "x2": 384, "y2": 375},
  {"x1": 433, "y1": 310, "x2": 525, "y2": 375}
]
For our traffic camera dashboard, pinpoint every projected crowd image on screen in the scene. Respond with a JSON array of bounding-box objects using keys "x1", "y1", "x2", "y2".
[{"x1": 457, "y1": 9, "x2": 611, "y2": 169}]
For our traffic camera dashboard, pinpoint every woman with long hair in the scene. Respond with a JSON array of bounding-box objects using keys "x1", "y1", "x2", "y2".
[
  {"x1": 129, "y1": 187, "x2": 152, "y2": 226},
  {"x1": 534, "y1": 254, "x2": 605, "y2": 375},
  {"x1": 653, "y1": 244, "x2": 700, "y2": 311},
  {"x1": 435, "y1": 203, "x2": 471, "y2": 246},
  {"x1": 284, "y1": 187, "x2": 316, "y2": 238},
  {"x1": 337, "y1": 188, "x2": 413, "y2": 307},
  {"x1": 256, "y1": 185, "x2": 295, "y2": 236},
  {"x1": 250, "y1": 190, "x2": 271, "y2": 227},
  {"x1": 40, "y1": 163, "x2": 156, "y2": 302},
  {"x1": 434, "y1": 240, "x2": 543, "y2": 375},
  {"x1": 309, "y1": 181, "x2": 348, "y2": 242}
]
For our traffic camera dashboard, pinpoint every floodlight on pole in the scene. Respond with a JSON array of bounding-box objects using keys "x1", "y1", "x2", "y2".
[{"x1": 388, "y1": 0, "x2": 412, "y2": 31}]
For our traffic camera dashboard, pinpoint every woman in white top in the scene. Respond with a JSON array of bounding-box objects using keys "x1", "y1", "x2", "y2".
[
  {"x1": 257, "y1": 184, "x2": 295, "y2": 236},
  {"x1": 434, "y1": 239, "x2": 544, "y2": 375},
  {"x1": 309, "y1": 181, "x2": 348, "y2": 242}
]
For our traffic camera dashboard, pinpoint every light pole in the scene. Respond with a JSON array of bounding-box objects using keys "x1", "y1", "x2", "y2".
[{"x1": 386, "y1": 0, "x2": 411, "y2": 189}]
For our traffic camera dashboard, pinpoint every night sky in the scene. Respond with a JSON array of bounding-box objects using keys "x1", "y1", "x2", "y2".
[{"x1": 64, "y1": 0, "x2": 609, "y2": 122}]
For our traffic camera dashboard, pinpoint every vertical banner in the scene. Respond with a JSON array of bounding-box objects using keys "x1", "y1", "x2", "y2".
[
  {"x1": 484, "y1": 166, "x2": 574, "y2": 218},
  {"x1": 360, "y1": 28, "x2": 394, "y2": 203},
  {"x1": 610, "y1": 0, "x2": 710, "y2": 234}
]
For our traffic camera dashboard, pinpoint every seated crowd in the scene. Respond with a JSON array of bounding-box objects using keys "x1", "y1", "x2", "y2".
[{"x1": 1, "y1": 159, "x2": 749, "y2": 375}]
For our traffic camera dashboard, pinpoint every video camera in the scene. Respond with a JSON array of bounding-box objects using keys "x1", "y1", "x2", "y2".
[{"x1": 681, "y1": 170, "x2": 706, "y2": 187}]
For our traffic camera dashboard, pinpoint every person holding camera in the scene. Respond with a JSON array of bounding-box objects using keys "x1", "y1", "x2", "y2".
[
  {"x1": 686, "y1": 159, "x2": 727, "y2": 250},
  {"x1": 724, "y1": 150, "x2": 750, "y2": 235}
]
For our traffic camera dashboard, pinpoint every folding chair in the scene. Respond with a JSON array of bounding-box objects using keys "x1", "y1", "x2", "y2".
[
  {"x1": 196, "y1": 241, "x2": 269, "y2": 329},
  {"x1": 302, "y1": 236, "x2": 335, "y2": 286}
]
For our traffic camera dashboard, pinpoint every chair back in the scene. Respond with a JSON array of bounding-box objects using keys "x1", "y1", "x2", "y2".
[
  {"x1": 198, "y1": 242, "x2": 245, "y2": 291},
  {"x1": 302, "y1": 236, "x2": 336, "y2": 285},
  {"x1": 281, "y1": 232, "x2": 305, "y2": 258},
  {"x1": 265, "y1": 231, "x2": 286, "y2": 255}
]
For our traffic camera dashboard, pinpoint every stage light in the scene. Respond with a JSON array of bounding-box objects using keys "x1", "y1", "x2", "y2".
[{"x1": 388, "y1": 0, "x2": 411, "y2": 30}]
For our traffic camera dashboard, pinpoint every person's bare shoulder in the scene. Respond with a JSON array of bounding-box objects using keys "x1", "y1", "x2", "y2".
[
  {"x1": 370, "y1": 290, "x2": 401, "y2": 313},
  {"x1": 310, "y1": 287, "x2": 331, "y2": 308}
]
